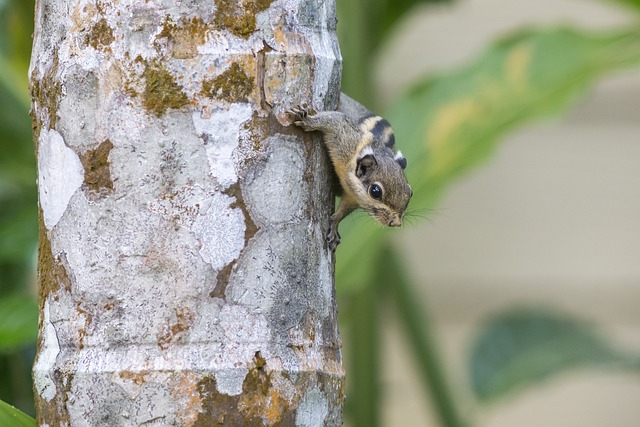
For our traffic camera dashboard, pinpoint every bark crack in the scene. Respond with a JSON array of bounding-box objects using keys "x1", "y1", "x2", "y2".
[{"x1": 257, "y1": 40, "x2": 274, "y2": 113}]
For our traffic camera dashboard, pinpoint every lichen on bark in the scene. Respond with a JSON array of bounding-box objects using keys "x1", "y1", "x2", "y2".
[
  {"x1": 202, "y1": 62, "x2": 255, "y2": 103},
  {"x1": 32, "y1": 0, "x2": 343, "y2": 424},
  {"x1": 86, "y1": 17, "x2": 114, "y2": 50},
  {"x1": 141, "y1": 61, "x2": 190, "y2": 116},
  {"x1": 213, "y1": 0, "x2": 275, "y2": 39},
  {"x1": 155, "y1": 16, "x2": 208, "y2": 59},
  {"x1": 30, "y1": 53, "x2": 62, "y2": 137}
]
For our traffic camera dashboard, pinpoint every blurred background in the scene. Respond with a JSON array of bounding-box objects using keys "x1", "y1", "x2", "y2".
[
  {"x1": 1, "y1": 0, "x2": 639, "y2": 425},
  {"x1": 386, "y1": 3, "x2": 640, "y2": 423}
]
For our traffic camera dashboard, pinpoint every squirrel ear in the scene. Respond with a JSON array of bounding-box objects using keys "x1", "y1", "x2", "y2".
[
  {"x1": 394, "y1": 151, "x2": 407, "y2": 170},
  {"x1": 356, "y1": 154, "x2": 378, "y2": 178}
]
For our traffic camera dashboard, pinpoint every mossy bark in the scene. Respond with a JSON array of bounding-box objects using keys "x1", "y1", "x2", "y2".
[{"x1": 31, "y1": 0, "x2": 343, "y2": 424}]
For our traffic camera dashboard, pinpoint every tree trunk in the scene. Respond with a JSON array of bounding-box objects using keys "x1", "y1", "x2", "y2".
[{"x1": 30, "y1": 0, "x2": 343, "y2": 425}]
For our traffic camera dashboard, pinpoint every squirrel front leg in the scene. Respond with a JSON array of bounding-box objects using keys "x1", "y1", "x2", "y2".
[
  {"x1": 287, "y1": 105, "x2": 362, "y2": 252},
  {"x1": 287, "y1": 105, "x2": 347, "y2": 134},
  {"x1": 327, "y1": 194, "x2": 358, "y2": 252},
  {"x1": 287, "y1": 106, "x2": 359, "y2": 170}
]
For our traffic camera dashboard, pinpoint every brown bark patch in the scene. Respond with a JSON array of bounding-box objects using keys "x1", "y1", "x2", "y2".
[
  {"x1": 201, "y1": 62, "x2": 255, "y2": 103},
  {"x1": 211, "y1": 260, "x2": 236, "y2": 299},
  {"x1": 30, "y1": 53, "x2": 62, "y2": 137},
  {"x1": 141, "y1": 61, "x2": 189, "y2": 116},
  {"x1": 37, "y1": 211, "x2": 72, "y2": 311},
  {"x1": 194, "y1": 353, "x2": 293, "y2": 426},
  {"x1": 157, "y1": 307, "x2": 194, "y2": 349},
  {"x1": 86, "y1": 18, "x2": 115, "y2": 50},
  {"x1": 119, "y1": 370, "x2": 150, "y2": 385},
  {"x1": 76, "y1": 303, "x2": 94, "y2": 350},
  {"x1": 210, "y1": 183, "x2": 259, "y2": 298},
  {"x1": 80, "y1": 139, "x2": 114, "y2": 194},
  {"x1": 156, "y1": 16, "x2": 208, "y2": 59},
  {"x1": 213, "y1": 0, "x2": 275, "y2": 39},
  {"x1": 35, "y1": 370, "x2": 73, "y2": 427}
]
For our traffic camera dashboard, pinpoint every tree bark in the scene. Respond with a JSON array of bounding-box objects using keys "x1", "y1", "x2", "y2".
[{"x1": 30, "y1": 0, "x2": 343, "y2": 425}]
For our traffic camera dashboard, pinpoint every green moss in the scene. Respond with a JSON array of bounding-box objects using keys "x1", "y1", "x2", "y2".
[
  {"x1": 30, "y1": 53, "x2": 62, "y2": 138},
  {"x1": 156, "y1": 16, "x2": 209, "y2": 59},
  {"x1": 141, "y1": 61, "x2": 189, "y2": 116},
  {"x1": 80, "y1": 139, "x2": 114, "y2": 194},
  {"x1": 37, "y1": 210, "x2": 72, "y2": 311},
  {"x1": 194, "y1": 376, "x2": 246, "y2": 426},
  {"x1": 201, "y1": 62, "x2": 254, "y2": 103},
  {"x1": 123, "y1": 79, "x2": 138, "y2": 98},
  {"x1": 86, "y1": 18, "x2": 114, "y2": 50},
  {"x1": 213, "y1": 0, "x2": 274, "y2": 39}
]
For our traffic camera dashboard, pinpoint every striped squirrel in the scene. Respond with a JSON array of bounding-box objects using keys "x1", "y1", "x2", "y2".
[{"x1": 287, "y1": 94, "x2": 412, "y2": 251}]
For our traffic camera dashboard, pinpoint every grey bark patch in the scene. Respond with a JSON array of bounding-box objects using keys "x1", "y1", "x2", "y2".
[{"x1": 244, "y1": 136, "x2": 307, "y2": 225}]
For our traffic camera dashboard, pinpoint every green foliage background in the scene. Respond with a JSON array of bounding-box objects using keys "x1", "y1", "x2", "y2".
[
  {"x1": 0, "y1": 0, "x2": 639, "y2": 424},
  {"x1": 337, "y1": 1, "x2": 640, "y2": 426},
  {"x1": 0, "y1": 0, "x2": 38, "y2": 417}
]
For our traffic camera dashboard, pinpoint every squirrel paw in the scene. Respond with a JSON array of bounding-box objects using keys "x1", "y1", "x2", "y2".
[
  {"x1": 286, "y1": 104, "x2": 314, "y2": 130},
  {"x1": 327, "y1": 228, "x2": 341, "y2": 252}
]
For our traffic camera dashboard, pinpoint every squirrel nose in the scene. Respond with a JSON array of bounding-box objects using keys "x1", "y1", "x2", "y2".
[{"x1": 389, "y1": 217, "x2": 402, "y2": 227}]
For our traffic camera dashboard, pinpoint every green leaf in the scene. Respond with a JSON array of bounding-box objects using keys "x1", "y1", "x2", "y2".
[
  {"x1": 605, "y1": 0, "x2": 640, "y2": 11},
  {"x1": 0, "y1": 53, "x2": 29, "y2": 110},
  {"x1": 469, "y1": 309, "x2": 640, "y2": 402},
  {"x1": 345, "y1": 284, "x2": 382, "y2": 427},
  {"x1": 0, "y1": 294, "x2": 38, "y2": 352},
  {"x1": 381, "y1": 245, "x2": 466, "y2": 427},
  {"x1": 396, "y1": 26, "x2": 640, "y2": 207},
  {"x1": 338, "y1": 0, "x2": 452, "y2": 106},
  {"x1": 0, "y1": 0, "x2": 34, "y2": 74},
  {"x1": 336, "y1": 27, "x2": 640, "y2": 292},
  {"x1": 0, "y1": 399, "x2": 36, "y2": 427},
  {"x1": 0, "y1": 203, "x2": 38, "y2": 263}
]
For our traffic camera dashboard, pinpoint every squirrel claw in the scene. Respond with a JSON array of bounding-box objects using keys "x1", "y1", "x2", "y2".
[
  {"x1": 286, "y1": 105, "x2": 309, "y2": 122},
  {"x1": 327, "y1": 229, "x2": 340, "y2": 252}
]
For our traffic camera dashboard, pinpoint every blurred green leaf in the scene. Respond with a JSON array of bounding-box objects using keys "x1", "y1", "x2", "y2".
[
  {"x1": 0, "y1": 74, "x2": 33, "y2": 172},
  {"x1": 346, "y1": 285, "x2": 382, "y2": 427},
  {"x1": 0, "y1": 295, "x2": 38, "y2": 352},
  {"x1": 336, "y1": 26, "x2": 640, "y2": 292},
  {"x1": 0, "y1": 0, "x2": 34, "y2": 71},
  {"x1": 0, "y1": 203, "x2": 37, "y2": 263},
  {"x1": 0, "y1": 53, "x2": 29, "y2": 110},
  {"x1": 469, "y1": 309, "x2": 640, "y2": 402},
  {"x1": 0, "y1": 3, "x2": 36, "y2": 272},
  {"x1": 605, "y1": 0, "x2": 640, "y2": 11},
  {"x1": 0, "y1": 399, "x2": 36, "y2": 427},
  {"x1": 338, "y1": 0, "x2": 451, "y2": 106},
  {"x1": 382, "y1": 245, "x2": 466, "y2": 427},
  {"x1": 401, "y1": 27, "x2": 640, "y2": 197}
]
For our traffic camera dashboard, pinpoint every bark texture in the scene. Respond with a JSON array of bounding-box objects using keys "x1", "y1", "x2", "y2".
[{"x1": 30, "y1": 0, "x2": 343, "y2": 425}]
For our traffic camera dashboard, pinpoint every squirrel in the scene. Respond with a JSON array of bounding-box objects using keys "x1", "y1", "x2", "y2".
[{"x1": 287, "y1": 93, "x2": 412, "y2": 252}]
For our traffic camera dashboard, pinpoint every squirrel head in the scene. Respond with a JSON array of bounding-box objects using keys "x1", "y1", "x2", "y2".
[{"x1": 355, "y1": 150, "x2": 412, "y2": 227}]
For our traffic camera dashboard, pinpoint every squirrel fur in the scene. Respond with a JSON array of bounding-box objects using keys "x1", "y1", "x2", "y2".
[{"x1": 287, "y1": 93, "x2": 412, "y2": 251}]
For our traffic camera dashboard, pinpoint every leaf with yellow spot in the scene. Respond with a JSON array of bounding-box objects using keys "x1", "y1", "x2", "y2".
[{"x1": 336, "y1": 26, "x2": 640, "y2": 292}]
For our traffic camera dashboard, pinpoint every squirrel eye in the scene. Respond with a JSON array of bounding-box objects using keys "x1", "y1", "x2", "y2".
[{"x1": 369, "y1": 184, "x2": 383, "y2": 201}]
